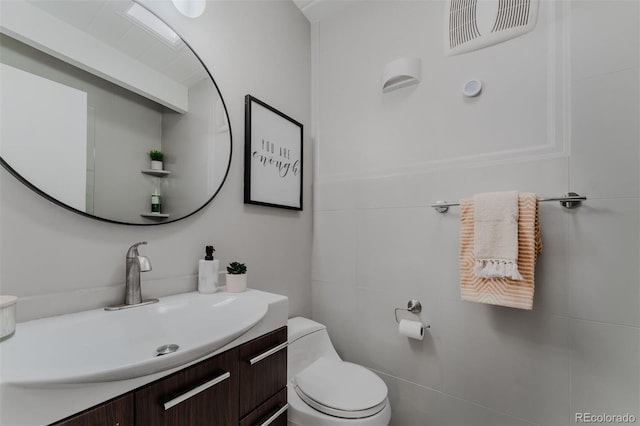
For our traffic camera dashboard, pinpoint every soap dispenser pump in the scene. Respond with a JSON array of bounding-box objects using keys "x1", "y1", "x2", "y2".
[{"x1": 198, "y1": 245, "x2": 219, "y2": 293}]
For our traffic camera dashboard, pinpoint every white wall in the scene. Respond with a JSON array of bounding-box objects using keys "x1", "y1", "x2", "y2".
[
  {"x1": 162, "y1": 78, "x2": 219, "y2": 219},
  {"x1": 312, "y1": 1, "x2": 639, "y2": 425},
  {"x1": 0, "y1": 34, "x2": 165, "y2": 222},
  {"x1": 0, "y1": 63, "x2": 87, "y2": 212},
  {"x1": 0, "y1": 1, "x2": 312, "y2": 322}
]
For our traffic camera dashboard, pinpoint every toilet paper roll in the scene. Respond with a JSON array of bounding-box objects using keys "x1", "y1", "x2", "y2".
[{"x1": 398, "y1": 319, "x2": 424, "y2": 340}]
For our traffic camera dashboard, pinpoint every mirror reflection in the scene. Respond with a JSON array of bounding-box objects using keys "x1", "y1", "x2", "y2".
[{"x1": 0, "y1": 0, "x2": 231, "y2": 224}]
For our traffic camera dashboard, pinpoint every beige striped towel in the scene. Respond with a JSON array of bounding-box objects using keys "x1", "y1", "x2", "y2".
[
  {"x1": 459, "y1": 193, "x2": 542, "y2": 310},
  {"x1": 473, "y1": 191, "x2": 523, "y2": 280}
]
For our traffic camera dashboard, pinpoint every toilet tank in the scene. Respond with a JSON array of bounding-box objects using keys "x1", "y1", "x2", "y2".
[{"x1": 287, "y1": 317, "x2": 341, "y2": 379}]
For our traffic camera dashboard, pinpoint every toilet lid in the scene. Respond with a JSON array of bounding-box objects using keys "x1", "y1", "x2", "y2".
[{"x1": 293, "y1": 358, "x2": 388, "y2": 419}]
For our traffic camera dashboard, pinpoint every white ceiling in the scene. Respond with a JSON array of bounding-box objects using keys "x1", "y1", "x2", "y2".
[{"x1": 26, "y1": 0, "x2": 207, "y2": 88}]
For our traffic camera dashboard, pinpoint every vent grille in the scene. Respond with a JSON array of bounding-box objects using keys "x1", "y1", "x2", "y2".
[
  {"x1": 445, "y1": 0, "x2": 538, "y2": 56},
  {"x1": 449, "y1": 0, "x2": 481, "y2": 49},
  {"x1": 491, "y1": 0, "x2": 532, "y2": 33}
]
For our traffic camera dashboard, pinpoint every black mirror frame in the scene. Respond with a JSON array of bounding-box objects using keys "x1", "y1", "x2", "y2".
[{"x1": 0, "y1": 5, "x2": 232, "y2": 226}]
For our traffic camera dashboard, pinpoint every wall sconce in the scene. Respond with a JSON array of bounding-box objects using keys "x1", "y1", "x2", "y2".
[
  {"x1": 382, "y1": 57, "x2": 421, "y2": 93},
  {"x1": 172, "y1": 0, "x2": 206, "y2": 18}
]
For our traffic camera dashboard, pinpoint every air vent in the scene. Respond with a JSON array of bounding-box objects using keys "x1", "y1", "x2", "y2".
[
  {"x1": 449, "y1": 0, "x2": 482, "y2": 50},
  {"x1": 445, "y1": 0, "x2": 539, "y2": 56}
]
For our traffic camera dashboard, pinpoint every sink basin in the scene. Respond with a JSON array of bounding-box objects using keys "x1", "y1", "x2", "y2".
[{"x1": 0, "y1": 291, "x2": 268, "y2": 385}]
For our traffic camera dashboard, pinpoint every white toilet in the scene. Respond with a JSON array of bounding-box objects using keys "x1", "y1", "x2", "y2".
[{"x1": 287, "y1": 317, "x2": 391, "y2": 426}]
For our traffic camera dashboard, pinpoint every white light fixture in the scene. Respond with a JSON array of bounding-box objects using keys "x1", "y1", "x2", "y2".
[
  {"x1": 172, "y1": 0, "x2": 206, "y2": 18},
  {"x1": 126, "y1": 3, "x2": 180, "y2": 45},
  {"x1": 463, "y1": 79, "x2": 483, "y2": 97},
  {"x1": 382, "y1": 57, "x2": 421, "y2": 93}
]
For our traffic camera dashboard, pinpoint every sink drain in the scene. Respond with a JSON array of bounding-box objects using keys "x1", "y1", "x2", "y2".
[{"x1": 156, "y1": 344, "x2": 179, "y2": 356}]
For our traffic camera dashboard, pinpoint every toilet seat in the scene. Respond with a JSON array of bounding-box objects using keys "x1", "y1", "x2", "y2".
[{"x1": 293, "y1": 358, "x2": 388, "y2": 419}]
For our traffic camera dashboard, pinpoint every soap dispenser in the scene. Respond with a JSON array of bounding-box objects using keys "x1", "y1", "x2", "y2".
[
  {"x1": 198, "y1": 245, "x2": 219, "y2": 293},
  {"x1": 151, "y1": 189, "x2": 161, "y2": 213}
]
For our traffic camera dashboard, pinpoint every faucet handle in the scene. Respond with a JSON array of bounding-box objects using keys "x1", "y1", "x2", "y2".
[{"x1": 138, "y1": 255, "x2": 152, "y2": 272}]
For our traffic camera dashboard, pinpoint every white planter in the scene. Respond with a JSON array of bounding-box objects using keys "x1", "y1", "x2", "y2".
[
  {"x1": 150, "y1": 160, "x2": 163, "y2": 170},
  {"x1": 0, "y1": 295, "x2": 17, "y2": 340},
  {"x1": 226, "y1": 273, "x2": 247, "y2": 293}
]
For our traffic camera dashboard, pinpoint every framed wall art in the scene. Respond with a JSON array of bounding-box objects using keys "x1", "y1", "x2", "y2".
[{"x1": 244, "y1": 95, "x2": 303, "y2": 210}]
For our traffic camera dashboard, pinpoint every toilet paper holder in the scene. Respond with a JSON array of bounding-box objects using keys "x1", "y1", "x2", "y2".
[{"x1": 394, "y1": 300, "x2": 430, "y2": 328}]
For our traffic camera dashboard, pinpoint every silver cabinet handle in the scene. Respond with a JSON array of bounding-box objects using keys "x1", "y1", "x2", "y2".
[
  {"x1": 163, "y1": 371, "x2": 230, "y2": 411},
  {"x1": 259, "y1": 403, "x2": 289, "y2": 426},
  {"x1": 248, "y1": 342, "x2": 287, "y2": 366}
]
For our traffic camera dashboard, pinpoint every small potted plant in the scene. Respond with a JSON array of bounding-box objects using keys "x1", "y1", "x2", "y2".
[
  {"x1": 148, "y1": 150, "x2": 164, "y2": 170},
  {"x1": 226, "y1": 261, "x2": 247, "y2": 293}
]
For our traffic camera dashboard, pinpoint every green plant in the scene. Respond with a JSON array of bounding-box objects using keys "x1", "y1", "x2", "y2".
[
  {"x1": 148, "y1": 150, "x2": 164, "y2": 161},
  {"x1": 226, "y1": 262, "x2": 247, "y2": 275}
]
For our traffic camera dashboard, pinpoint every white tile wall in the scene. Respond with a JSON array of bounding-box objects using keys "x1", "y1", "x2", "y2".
[
  {"x1": 439, "y1": 300, "x2": 570, "y2": 425},
  {"x1": 311, "y1": 1, "x2": 640, "y2": 425},
  {"x1": 570, "y1": 0, "x2": 640, "y2": 82},
  {"x1": 568, "y1": 198, "x2": 640, "y2": 327},
  {"x1": 570, "y1": 68, "x2": 640, "y2": 199},
  {"x1": 312, "y1": 209, "x2": 357, "y2": 284},
  {"x1": 353, "y1": 172, "x2": 437, "y2": 210},
  {"x1": 378, "y1": 370, "x2": 535, "y2": 426},
  {"x1": 570, "y1": 319, "x2": 640, "y2": 423},
  {"x1": 356, "y1": 207, "x2": 437, "y2": 294},
  {"x1": 311, "y1": 280, "x2": 360, "y2": 362},
  {"x1": 312, "y1": 180, "x2": 355, "y2": 211},
  {"x1": 354, "y1": 288, "x2": 442, "y2": 390},
  {"x1": 437, "y1": 157, "x2": 570, "y2": 202}
]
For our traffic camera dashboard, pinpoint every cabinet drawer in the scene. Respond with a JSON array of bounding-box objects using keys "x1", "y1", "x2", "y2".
[
  {"x1": 135, "y1": 348, "x2": 238, "y2": 426},
  {"x1": 239, "y1": 326, "x2": 287, "y2": 418},
  {"x1": 52, "y1": 394, "x2": 133, "y2": 426},
  {"x1": 240, "y1": 387, "x2": 287, "y2": 426}
]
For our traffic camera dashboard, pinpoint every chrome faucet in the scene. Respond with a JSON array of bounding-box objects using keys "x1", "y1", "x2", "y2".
[
  {"x1": 105, "y1": 242, "x2": 159, "y2": 311},
  {"x1": 125, "y1": 241, "x2": 151, "y2": 305}
]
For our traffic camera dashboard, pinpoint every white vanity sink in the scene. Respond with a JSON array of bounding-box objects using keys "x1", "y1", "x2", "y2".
[{"x1": 1, "y1": 290, "x2": 273, "y2": 385}]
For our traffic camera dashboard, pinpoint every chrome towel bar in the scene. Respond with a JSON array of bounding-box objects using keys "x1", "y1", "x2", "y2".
[{"x1": 430, "y1": 192, "x2": 586, "y2": 213}]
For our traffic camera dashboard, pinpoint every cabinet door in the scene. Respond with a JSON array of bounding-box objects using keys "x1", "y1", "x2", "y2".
[
  {"x1": 239, "y1": 388, "x2": 287, "y2": 426},
  {"x1": 53, "y1": 394, "x2": 133, "y2": 426},
  {"x1": 238, "y1": 327, "x2": 287, "y2": 418},
  {"x1": 135, "y1": 348, "x2": 238, "y2": 426}
]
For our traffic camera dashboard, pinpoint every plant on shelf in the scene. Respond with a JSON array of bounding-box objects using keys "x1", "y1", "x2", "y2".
[
  {"x1": 148, "y1": 150, "x2": 164, "y2": 161},
  {"x1": 226, "y1": 262, "x2": 247, "y2": 293},
  {"x1": 148, "y1": 150, "x2": 164, "y2": 170},
  {"x1": 226, "y1": 262, "x2": 247, "y2": 275}
]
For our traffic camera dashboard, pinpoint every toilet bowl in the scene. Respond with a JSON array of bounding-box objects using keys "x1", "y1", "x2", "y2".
[{"x1": 287, "y1": 317, "x2": 391, "y2": 426}]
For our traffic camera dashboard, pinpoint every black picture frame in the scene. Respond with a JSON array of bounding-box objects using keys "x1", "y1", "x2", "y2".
[{"x1": 244, "y1": 95, "x2": 303, "y2": 210}]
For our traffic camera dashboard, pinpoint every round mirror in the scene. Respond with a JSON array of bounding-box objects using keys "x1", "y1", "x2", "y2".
[{"x1": 0, "y1": 0, "x2": 231, "y2": 225}]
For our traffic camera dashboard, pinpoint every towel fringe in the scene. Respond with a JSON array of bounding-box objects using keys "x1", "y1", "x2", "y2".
[{"x1": 474, "y1": 259, "x2": 523, "y2": 280}]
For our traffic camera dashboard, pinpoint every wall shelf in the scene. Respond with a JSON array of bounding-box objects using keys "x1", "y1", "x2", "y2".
[
  {"x1": 140, "y1": 213, "x2": 169, "y2": 220},
  {"x1": 141, "y1": 169, "x2": 171, "y2": 177}
]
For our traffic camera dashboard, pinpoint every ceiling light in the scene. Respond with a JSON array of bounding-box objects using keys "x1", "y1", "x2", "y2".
[
  {"x1": 126, "y1": 3, "x2": 180, "y2": 45},
  {"x1": 172, "y1": 0, "x2": 206, "y2": 18}
]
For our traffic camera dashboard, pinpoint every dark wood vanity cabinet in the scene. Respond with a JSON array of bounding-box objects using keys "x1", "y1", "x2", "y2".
[
  {"x1": 239, "y1": 388, "x2": 287, "y2": 426},
  {"x1": 239, "y1": 327, "x2": 288, "y2": 426},
  {"x1": 134, "y1": 347, "x2": 239, "y2": 426},
  {"x1": 51, "y1": 326, "x2": 287, "y2": 426},
  {"x1": 53, "y1": 394, "x2": 134, "y2": 426}
]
